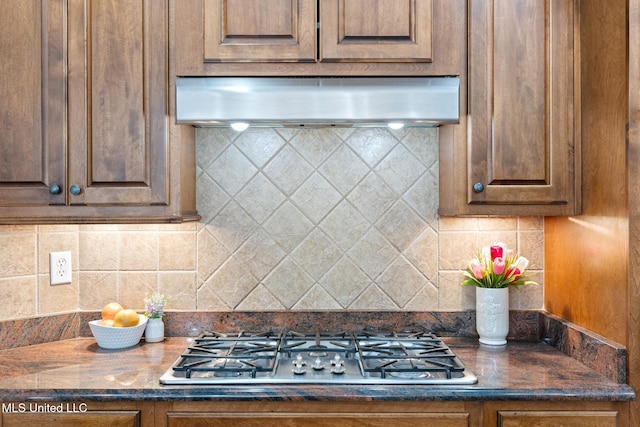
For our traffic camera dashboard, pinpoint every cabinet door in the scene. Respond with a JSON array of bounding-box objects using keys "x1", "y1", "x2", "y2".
[
  {"x1": 320, "y1": 0, "x2": 433, "y2": 62},
  {"x1": 466, "y1": 0, "x2": 578, "y2": 214},
  {"x1": 496, "y1": 410, "x2": 618, "y2": 427},
  {"x1": 67, "y1": 0, "x2": 169, "y2": 207},
  {"x1": 202, "y1": 0, "x2": 317, "y2": 62},
  {"x1": 166, "y1": 413, "x2": 470, "y2": 427},
  {"x1": 0, "y1": 0, "x2": 66, "y2": 207},
  {"x1": 2, "y1": 410, "x2": 140, "y2": 427}
]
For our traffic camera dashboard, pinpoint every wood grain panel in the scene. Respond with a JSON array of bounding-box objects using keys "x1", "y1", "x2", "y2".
[
  {"x1": 89, "y1": 0, "x2": 146, "y2": 184},
  {"x1": 497, "y1": 410, "x2": 618, "y2": 427},
  {"x1": 203, "y1": 0, "x2": 316, "y2": 62},
  {"x1": 167, "y1": 413, "x2": 469, "y2": 427},
  {"x1": 627, "y1": 0, "x2": 640, "y2": 423},
  {"x1": 320, "y1": 0, "x2": 433, "y2": 62},
  {"x1": 0, "y1": 0, "x2": 66, "y2": 205},
  {"x1": 492, "y1": 0, "x2": 546, "y2": 182},
  {"x1": 544, "y1": 0, "x2": 627, "y2": 344}
]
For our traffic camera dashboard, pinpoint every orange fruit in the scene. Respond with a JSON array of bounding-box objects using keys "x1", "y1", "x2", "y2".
[
  {"x1": 113, "y1": 309, "x2": 140, "y2": 327},
  {"x1": 101, "y1": 302, "x2": 124, "y2": 320},
  {"x1": 100, "y1": 319, "x2": 115, "y2": 327}
]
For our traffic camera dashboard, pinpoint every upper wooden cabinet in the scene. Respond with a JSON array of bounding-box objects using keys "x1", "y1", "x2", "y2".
[
  {"x1": 202, "y1": 0, "x2": 317, "y2": 62},
  {"x1": 440, "y1": 0, "x2": 580, "y2": 216},
  {"x1": 0, "y1": 0, "x2": 66, "y2": 208},
  {"x1": 173, "y1": 0, "x2": 465, "y2": 76},
  {"x1": 0, "y1": 0, "x2": 197, "y2": 223},
  {"x1": 320, "y1": 0, "x2": 433, "y2": 62}
]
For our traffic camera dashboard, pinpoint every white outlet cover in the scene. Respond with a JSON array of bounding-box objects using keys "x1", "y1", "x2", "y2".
[{"x1": 49, "y1": 251, "x2": 72, "y2": 285}]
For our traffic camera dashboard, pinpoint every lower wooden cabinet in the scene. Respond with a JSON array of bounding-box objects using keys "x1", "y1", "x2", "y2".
[
  {"x1": 157, "y1": 401, "x2": 481, "y2": 427},
  {"x1": 2, "y1": 400, "x2": 627, "y2": 427},
  {"x1": 0, "y1": 401, "x2": 153, "y2": 427},
  {"x1": 483, "y1": 401, "x2": 628, "y2": 427}
]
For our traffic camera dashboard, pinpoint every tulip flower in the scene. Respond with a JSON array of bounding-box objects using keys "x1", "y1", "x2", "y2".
[
  {"x1": 493, "y1": 257, "x2": 506, "y2": 275},
  {"x1": 490, "y1": 244, "x2": 503, "y2": 260},
  {"x1": 470, "y1": 259, "x2": 484, "y2": 280}
]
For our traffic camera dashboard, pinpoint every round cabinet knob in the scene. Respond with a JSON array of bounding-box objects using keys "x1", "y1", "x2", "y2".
[
  {"x1": 49, "y1": 184, "x2": 61, "y2": 195},
  {"x1": 473, "y1": 182, "x2": 485, "y2": 193},
  {"x1": 69, "y1": 185, "x2": 81, "y2": 195}
]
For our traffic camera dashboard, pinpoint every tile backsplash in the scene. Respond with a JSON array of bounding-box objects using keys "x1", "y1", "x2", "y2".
[{"x1": 0, "y1": 128, "x2": 543, "y2": 320}]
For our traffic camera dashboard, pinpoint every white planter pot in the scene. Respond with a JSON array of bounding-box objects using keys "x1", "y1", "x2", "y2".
[
  {"x1": 145, "y1": 317, "x2": 165, "y2": 343},
  {"x1": 475, "y1": 287, "x2": 509, "y2": 346}
]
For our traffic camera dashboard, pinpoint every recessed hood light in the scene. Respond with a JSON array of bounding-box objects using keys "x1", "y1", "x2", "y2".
[{"x1": 175, "y1": 77, "x2": 460, "y2": 128}]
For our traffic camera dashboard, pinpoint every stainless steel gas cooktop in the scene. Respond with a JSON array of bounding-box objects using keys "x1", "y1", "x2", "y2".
[{"x1": 159, "y1": 330, "x2": 478, "y2": 386}]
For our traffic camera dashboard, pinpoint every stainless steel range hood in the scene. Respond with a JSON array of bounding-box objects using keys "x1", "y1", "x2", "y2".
[{"x1": 175, "y1": 77, "x2": 460, "y2": 128}]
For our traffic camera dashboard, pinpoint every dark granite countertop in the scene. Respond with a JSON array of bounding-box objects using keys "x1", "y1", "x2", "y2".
[{"x1": 0, "y1": 336, "x2": 633, "y2": 402}]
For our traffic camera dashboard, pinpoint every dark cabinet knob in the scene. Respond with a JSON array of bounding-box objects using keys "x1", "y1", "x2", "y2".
[
  {"x1": 49, "y1": 184, "x2": 61, "y2": 195},
  {"x1": 69, "y1": 185, "x2": 81, "y2": 195},
  {"x1": 473, "y1": 182, "x2": 485, "y2": 193}
]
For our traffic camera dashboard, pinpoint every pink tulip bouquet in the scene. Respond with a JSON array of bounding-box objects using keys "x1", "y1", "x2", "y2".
[{"x1": 462, "y1": 242, "x2": 537, "y2": 289}]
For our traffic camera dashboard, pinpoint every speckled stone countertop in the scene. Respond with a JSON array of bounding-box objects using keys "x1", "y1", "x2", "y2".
[{"x1": 0, "y1": 311, "x2": 633, "y2": 403}]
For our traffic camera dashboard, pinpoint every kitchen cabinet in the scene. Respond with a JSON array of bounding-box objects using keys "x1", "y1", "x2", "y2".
[
  {"x1": 1, "y1": 401, "x2": 154, "y2": 427},
  {"x1": 198, "y1": 0, "x2": 432, "y2": 63},
  {"x1": 482, "y1": 401, "x2": 628, "y2": 427},
  {"x1": 0, "y1": 0, "x2": 197, "y2": 223},
  {"x1": 173, "y1": 0, "x2": 465, "y2": 76},
  {"x1": 439, "y1": 0, "x2": 580, "y2": 216},
  {"x1": 156, "y1": 401, "x2": 630, "y2": 427},
  {"x1": 157, "y1": 401, "x2": 481, "y2": 427}
]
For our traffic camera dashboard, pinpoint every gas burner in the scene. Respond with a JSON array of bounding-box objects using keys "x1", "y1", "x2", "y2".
[{"x1": 160, "y1": 329, "x2": 477, "y2": 385}]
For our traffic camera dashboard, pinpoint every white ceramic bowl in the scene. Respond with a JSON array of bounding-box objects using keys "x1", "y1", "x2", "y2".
[{"x1": 88, "y1": 314, "x2": 147, "y2": 349}]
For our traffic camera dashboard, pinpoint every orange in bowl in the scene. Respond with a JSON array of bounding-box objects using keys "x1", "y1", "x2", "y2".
[
  {"x1": 113, "y1": 309, "x2": 140, "y2": 327},
  {"x1": 101, "y1": 302, "x2": 124, "y2": 320}
]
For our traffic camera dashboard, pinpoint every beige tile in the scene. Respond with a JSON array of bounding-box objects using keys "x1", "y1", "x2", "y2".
[
  {"x1": 39, "y1": 273, "x2": 78, "y2": 314},
  {"x1": 236, "y1": 285, "x2": 285, "y2": 310},
  {"x1": 438, "y1": 272, "x2": 476, "y2": 310},
  {"x1": 377, "y1": 257, "x2": 426, "y2": 307},
  {"x1": 159, "y1": 232, "x2": 196, "y2": 271},
  {"x1": 78, "y1": 272, "x2": 118, "y2": 310},
  {"x1": 201, "y1": 258, "x2": 257, "y2": 308},
  {"x1": 118, "y1": 272, "x2": 157, "y2": 311},
  {"x1": 320, "y1": 257, "x2": 371, "y2": 308},
  {"x1": 119, "y1": 233, "x2": 158, "y2": 271},
  {"x1": 349, "y1": 284, "x2": 398, "y2": 309},
  {"x1": 404, "y1": 226, "x2": 438, "y2": 280},
  {"x1": 79, "y1": 232, "x2": 118, "y2": 270},
  {"x1": 478, "y1": 217, "x2": 517, "y2": 231},
  {"x1": 439, "y1": 217, "x2": 479, "y2": 231},
  {"x1": 519, "y1": 216, "x2": 544, "y2": 230},
  {"x1": 0, "y1": 276, "x2": 37, "y2": 320},
  {"x1": 197, "y1": 280, "x2": 232, "y2": 310},
  {"x1": 292, "y1": 285, "x2": 342, "y2": 310},
  {"x1": 159, "y1": 272, "x2": 197, "y2": 311},
  {"x1": 404, "y1": 283, "x2": 439, "y2": 310},
  {"x1": 264, "y1": 257, "x2": 314, "y2": 309},
  {"x1": 0, "y1": 231, "x2": 36, "y2": 279},
  {"x1": 439, "y1": 231, "x2": 480, "y2": 270},
  {"x1": 518, "y1": 230, "x2": 544, "y2": 269},
  {"x1": 197, "y1": 228, "x2": 230, "y2": 282}
]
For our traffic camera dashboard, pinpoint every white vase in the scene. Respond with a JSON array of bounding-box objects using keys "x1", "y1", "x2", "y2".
[
  {"x1": 145, "y1": 317, "x2": 165, "y2": 343},
  {"x1": 475, "y1": 287, "x2": 509, "y2": 346}
]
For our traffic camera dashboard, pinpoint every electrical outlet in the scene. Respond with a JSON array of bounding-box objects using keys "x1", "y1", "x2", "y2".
[{"x1": 49, "y1": 251, "x2": 72, "y2": 285}]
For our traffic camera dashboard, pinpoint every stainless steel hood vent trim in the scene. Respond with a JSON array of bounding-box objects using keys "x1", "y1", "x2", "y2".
[{"x1": 175, "y1": 77, "x2": 460, "y2": 127}]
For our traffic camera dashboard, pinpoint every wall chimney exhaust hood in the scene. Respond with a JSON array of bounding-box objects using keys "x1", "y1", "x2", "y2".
[{"x1": 175, "y1": 77, "x2": 460, "y2": 129}]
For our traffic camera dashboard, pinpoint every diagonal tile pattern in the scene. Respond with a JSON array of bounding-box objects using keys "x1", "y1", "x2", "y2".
[{"x1": 196, "y1": 127, "x2": 441, "y2": 309}]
